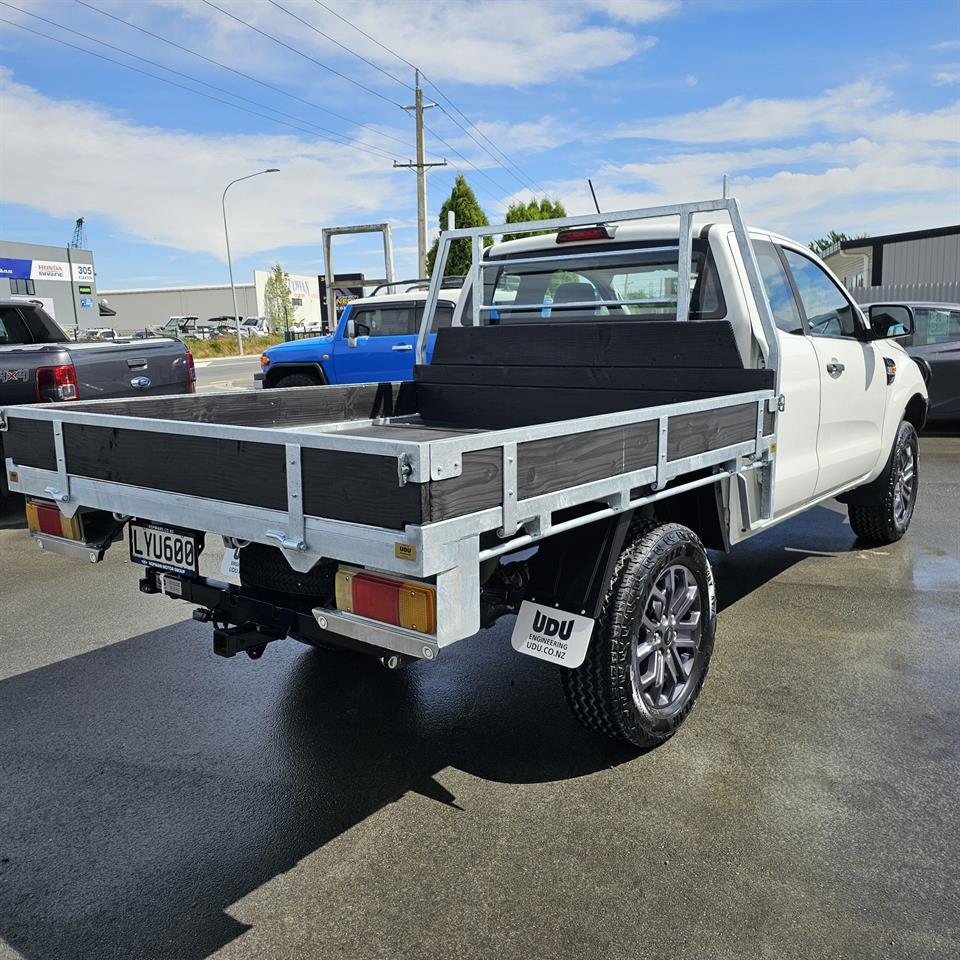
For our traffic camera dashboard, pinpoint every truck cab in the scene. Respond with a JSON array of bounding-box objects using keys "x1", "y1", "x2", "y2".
[{"x1": 257, "y1": 289, "x2": 460, "y2": 388}]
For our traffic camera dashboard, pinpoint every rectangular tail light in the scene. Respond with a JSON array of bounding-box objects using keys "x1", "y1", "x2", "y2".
[
  {"x1": 26, "y1": 499, "x2": 83, "y2": 540},
  {"x1": 36, "y1": 364, "x2": 79, "y2": 402},
  {"x1": 335, "y1": 565, "x2": 436, "y2": 634}
]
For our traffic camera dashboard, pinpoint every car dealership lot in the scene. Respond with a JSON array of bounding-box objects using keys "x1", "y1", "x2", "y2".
[{"x1": 0, "y1": 437, "x2": 957, "y2": 960}]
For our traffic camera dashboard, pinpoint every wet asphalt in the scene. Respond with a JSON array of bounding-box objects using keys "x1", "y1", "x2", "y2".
[{"x1": 0, "y1": 436, "x2": 957, "y2": 960}]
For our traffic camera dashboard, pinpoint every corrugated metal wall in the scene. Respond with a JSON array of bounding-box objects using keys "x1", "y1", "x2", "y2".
[
  {"x1": 850, "y1": 281, "x2": 960, "y2": 305},
  {"x1": 882, "y1": 234, "x2": 960, "y2": 285}
]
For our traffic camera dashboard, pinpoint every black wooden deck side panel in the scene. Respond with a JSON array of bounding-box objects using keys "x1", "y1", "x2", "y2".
[
  {"x1": 427, "y1": 449, "x2": 501, "y2": 523},
  {"x1": 430, "y1": 321, "x2": 744, "y2": 369},
  {"x1": 3, "y1": 417, "x2": 56, "y2": 471},
  {"x1": 517, "y1": 422, "x2": 659, "y2": 500},
  {"x1": 302, "y1": 449, "x2": 424, "y2": 530},
  {"x1": 62, "y1": 424, "x2": 288, "y2": 510},
  {"x1": 48, "y1": 381, "x2": 418, "y2": 428},
  {"x1": 667, "y1": 403, "x2": 757, "y2": 460}
]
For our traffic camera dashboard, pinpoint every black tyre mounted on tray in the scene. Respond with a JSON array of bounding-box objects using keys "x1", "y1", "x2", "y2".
[
  {"x1": 562, "y1": 522, "x2": 717, "y2": 748},
  {"x1": 848, "y1": 420, "x2": 919, "y2": 545}
]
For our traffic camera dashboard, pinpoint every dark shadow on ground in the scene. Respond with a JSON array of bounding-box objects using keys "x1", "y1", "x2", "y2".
[
  {"x1": 0, "y1": 503, "x2": 869, "y2": 959},
  {"x1": 0, "y1": 617, "x2": 635, "y2": 960}
]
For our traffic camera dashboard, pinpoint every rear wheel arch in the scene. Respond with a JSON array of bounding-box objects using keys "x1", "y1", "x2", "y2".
[{"x1": 522, "y1": 480, "x2": 726, "y2": 620}]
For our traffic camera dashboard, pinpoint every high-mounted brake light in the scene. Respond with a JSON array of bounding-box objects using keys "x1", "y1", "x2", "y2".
[
  {"x1": 36, "y1": 364, "x2": 79, "y2": 402},
  {"x1": 185, "y1": 350, "x2": 196, "y2": 394},
  {"x1": 335, "y1": 565, "x2": 437, "y2": 634},
  {"x1": 556, "y1": 225, "x2": 615, "y2": 244}
]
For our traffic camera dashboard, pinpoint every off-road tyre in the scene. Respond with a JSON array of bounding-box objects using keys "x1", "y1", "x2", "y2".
[
  {"x1": 562, "y1": 522, "x2": 717, "y2": 749},
  {"x1": 274, "y1": 373, "x2": 322, "y2": 389},
  {"x1": 848, "y1": 421, "x2": 919, "y2": 544}
]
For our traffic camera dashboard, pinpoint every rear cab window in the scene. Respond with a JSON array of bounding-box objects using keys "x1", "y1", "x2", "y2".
[{"x1": 474, "y1": 240, "x2": 726, "y2": 325}]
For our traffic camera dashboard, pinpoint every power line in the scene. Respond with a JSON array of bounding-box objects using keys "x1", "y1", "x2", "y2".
[
  {"x1": 1, "y1": 1, "x2": 400, "y2": 161},
  {"x1": 203, "y1": 0, "x2": 502, "y2": 201},
  {"x1": 75, "y1": 0, "x2": 412, "y2": 151},
  {"x1": 266, "y1": 0, "x2": 411, "y2": 92},
  {"x1": 421, "y1": 120, "x2": 514, "y2": 196},
  {"x1": 201, "y1": 0, "x2": 405, "y2": 110},
  {"x1": 0, "y1": 13, "x2": 399, "y2": 162},
  {"x1": 311, "y1": 0, "x2": 547, "y2": 196}
]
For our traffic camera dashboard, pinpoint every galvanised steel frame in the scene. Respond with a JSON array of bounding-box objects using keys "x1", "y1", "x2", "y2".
[{"x1": 3, "y1": 198, "x2": 781, "y2": 663}]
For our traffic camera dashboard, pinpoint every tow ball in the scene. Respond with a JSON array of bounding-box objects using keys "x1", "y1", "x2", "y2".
[{"x1": 192, "y1": 608, "x2": 283, "y2": 660}]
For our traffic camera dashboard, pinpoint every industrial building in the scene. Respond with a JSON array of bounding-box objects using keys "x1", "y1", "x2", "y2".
[
  {"x1": 821, "y1": 224, "x2": 960, "y2": 304},
  {"x1": 99, "y1": 269, "x2": 322, "y2": 333},
  {"x1": 0, "y1": 239, "x2": 98, "y2": 335}
]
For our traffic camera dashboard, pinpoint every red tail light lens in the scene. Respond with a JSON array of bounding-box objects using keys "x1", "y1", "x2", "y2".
[
  {"x1": 556, "y1": 225, "x2": 615, "y2": 244},
  {"x1": 36, "y1": 364, "x2": 79, "y2": 402},
  {"x1": 185, "y1": 350, "x2": 196, "y2": 393},
  {"x1": 335, "y1": 565, "x2": 437, "y2": 633}
]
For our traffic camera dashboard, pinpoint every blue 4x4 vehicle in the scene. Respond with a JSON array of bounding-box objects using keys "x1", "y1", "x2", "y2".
[{"x1": 256, "y1": 291, "x2": 459, "y2": 388}]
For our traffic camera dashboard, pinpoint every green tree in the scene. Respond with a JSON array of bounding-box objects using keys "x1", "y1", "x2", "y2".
[
  {"x1": 263, "y1": 262, "x2": 293, "y2": 333},
  {"x1": 426, "y1": 174, "x2": 490, "y2": 277},
  {"x1": 808, "y1": 230, "x2": 870, "y2": 255},
  {"x1": 502, "y1": 197, "x2": 567, "y2": 242}
]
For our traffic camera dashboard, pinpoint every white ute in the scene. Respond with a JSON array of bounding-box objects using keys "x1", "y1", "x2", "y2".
[{"x1": 2, "y1": 198, "x2": 927, "y2": 749}]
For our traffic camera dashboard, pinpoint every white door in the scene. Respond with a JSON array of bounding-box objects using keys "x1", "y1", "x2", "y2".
[
  {"x1": 779, "y1": 247, "x2": 886, "y2": 495},
  {"x1": 751, "y1": 239, "x2": 821, "y2": 514}
]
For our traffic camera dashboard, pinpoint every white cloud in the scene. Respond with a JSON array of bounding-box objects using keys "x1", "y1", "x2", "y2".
[
  {"x1": 469, "y1": 115, "x2": 579, "y2": 154},
  {"x1": 140, "y1": 0, "x2": 658, "y2": 88},
  {"x1": 934, "y1": 71, "x2": 960, "y2": 86},
  {"x1": 932, "y1": 40, "x2": 960, "y2": 51},
  {"x1": 584, "y1": 0, "x2": 680, "y2": 24},
  {"x1": 0, "y1": 68, "x2": 409, "y2": 260},
  {"x1": 539, "y1": 84, "x2": 960, "y2": 242},
  {"x1": 612, "y1": 81, "x2": 894, "y2": 143}
]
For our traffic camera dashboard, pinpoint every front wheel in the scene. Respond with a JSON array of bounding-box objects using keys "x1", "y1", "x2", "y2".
[
  {"x1": 562, "y1": 522, "x2": 717, "y2": 748},
  {"x1": 848, "y1": 420, "x2": 919, "y2": 544}
]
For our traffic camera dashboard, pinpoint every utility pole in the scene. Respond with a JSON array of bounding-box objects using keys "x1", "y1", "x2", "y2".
[{"x1": 395, "y1": 70, "x2": 447, "y2": 277}]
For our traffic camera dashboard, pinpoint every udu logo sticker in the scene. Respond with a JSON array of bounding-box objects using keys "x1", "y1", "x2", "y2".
[
  {"x1": 510, "y1": 601, "x2": 594, "y2": 669},
  {"x1": 532, "y1": 610, "x2": 575, "y2": 641}
]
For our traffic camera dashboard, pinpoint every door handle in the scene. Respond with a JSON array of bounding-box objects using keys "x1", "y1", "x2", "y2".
[
  {"x1": 826, "y1": 359, "x2": 845, "y2": 377},
  {"x1": 391, "y1": 344, "x2": 414, "y2": 351}
]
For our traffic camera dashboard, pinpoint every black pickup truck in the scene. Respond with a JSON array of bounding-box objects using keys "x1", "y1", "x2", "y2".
[{"x1": 0, "y1": 299, "x2": 195, "y2": 507}]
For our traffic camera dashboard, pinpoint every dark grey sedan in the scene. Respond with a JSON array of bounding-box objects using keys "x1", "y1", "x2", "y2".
[{"x1": 863, "y1": 302, "x2": 960, "y2": 422}]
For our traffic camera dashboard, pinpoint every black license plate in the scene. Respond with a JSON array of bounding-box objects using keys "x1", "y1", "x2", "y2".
[{"x1": 129, "y1": 522, "x2": 202, "y2": 576}]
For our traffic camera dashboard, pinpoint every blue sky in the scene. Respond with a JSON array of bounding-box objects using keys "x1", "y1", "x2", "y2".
[{"x1": 1, "y1": 0, "x2": 958, "y2": 289}]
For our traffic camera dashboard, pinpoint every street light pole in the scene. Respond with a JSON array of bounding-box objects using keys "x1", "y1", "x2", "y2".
[{"x1": 222, "y1": 168, "x2": 279, "y2": 356}]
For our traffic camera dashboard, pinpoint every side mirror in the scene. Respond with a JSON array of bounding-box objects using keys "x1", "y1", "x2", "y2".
[
  {"x1": 868, "y1": 304, "x2": 913, "y2": 339},
  {"x1": 346, "y1": 318, "x2": 355, "y2": 339}
]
